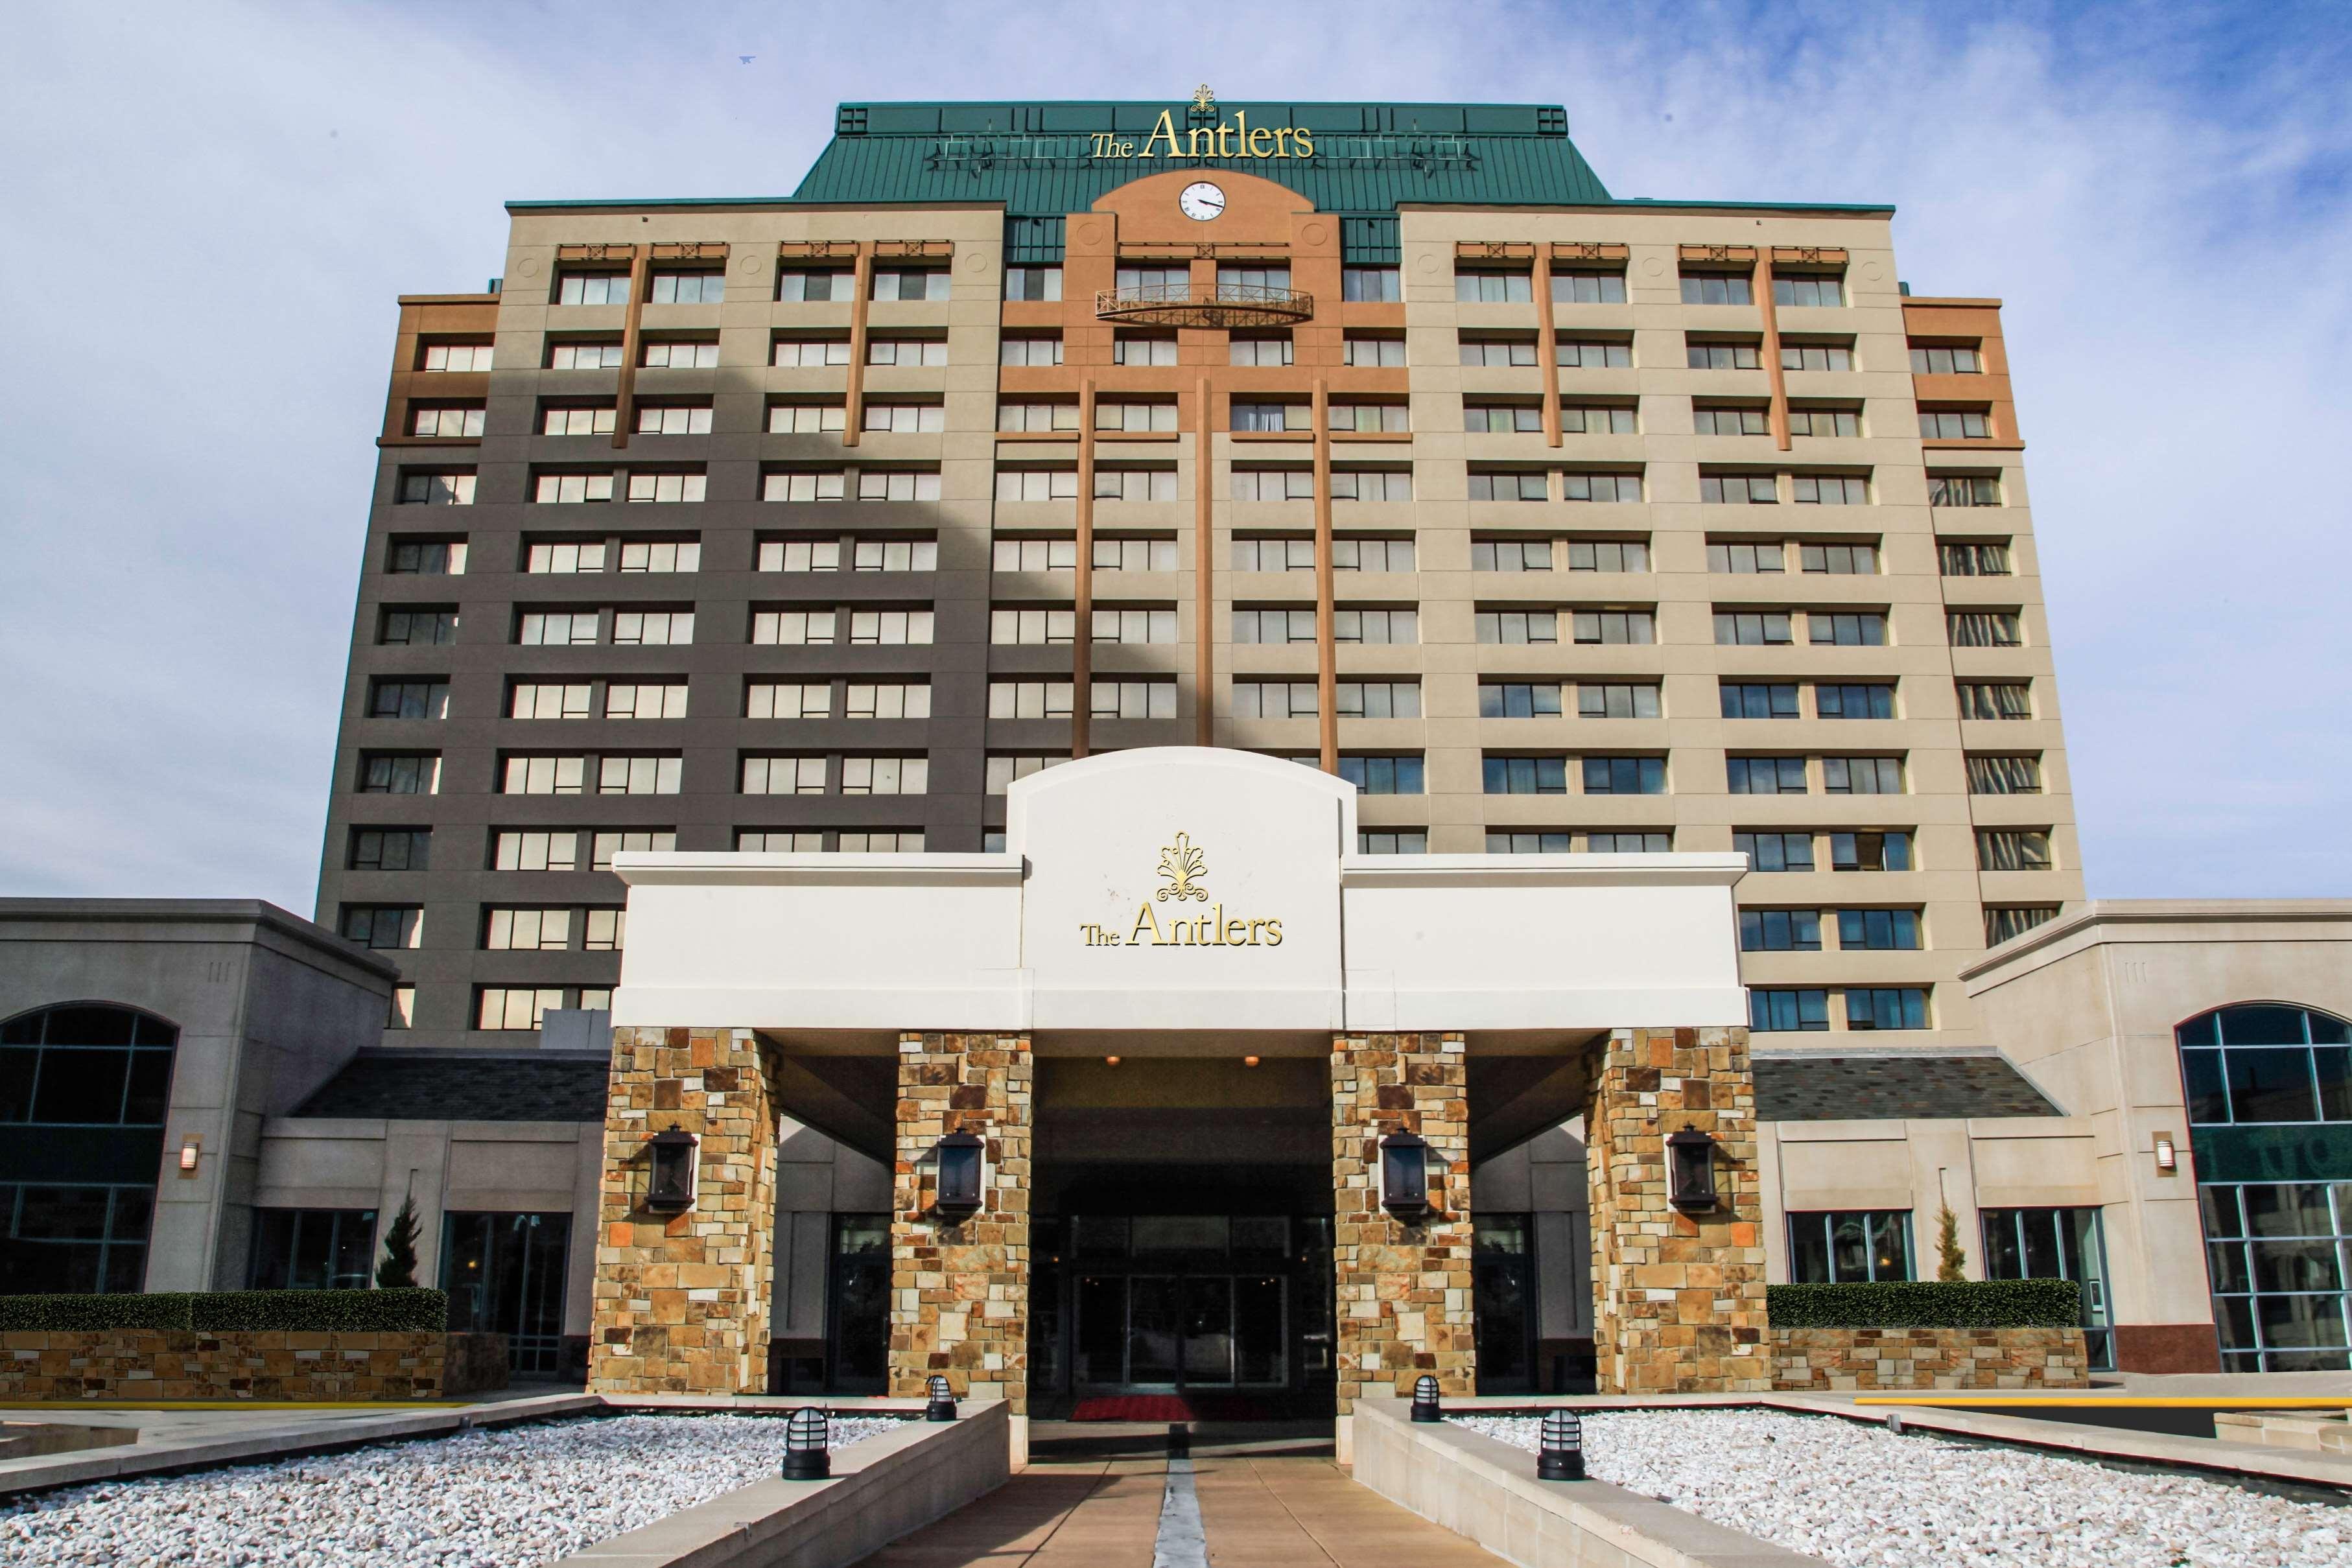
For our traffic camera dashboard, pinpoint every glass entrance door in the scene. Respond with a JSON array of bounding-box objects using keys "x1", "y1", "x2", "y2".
[
  {"x1": 1981, "y1": 1206, "x2": 2114, "y2": 1370},
  {"x1": 1074, "y1": 1272, "x2": 1286, "y2": 1388},
  {"x1": 440, "y1": 1211, "x2": 570, "y2": 1374}
]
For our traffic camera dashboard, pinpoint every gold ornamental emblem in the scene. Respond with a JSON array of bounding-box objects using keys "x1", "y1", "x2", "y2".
[
  {"x1": 1156, "y1": 832, "x2": 1208, "y2": 902},
  {"x1": 1192, "y1": 84, "x2": 1216, "y2": 113}
]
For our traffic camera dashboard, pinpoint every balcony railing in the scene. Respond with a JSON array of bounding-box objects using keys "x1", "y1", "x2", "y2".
[{"x1": 1094, "y1": 283, "x2": 1314, "y2": 329}]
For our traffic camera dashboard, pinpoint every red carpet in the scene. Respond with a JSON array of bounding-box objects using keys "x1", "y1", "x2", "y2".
[{"x1": 1067, "y1": 1394, "x2": 1281, "y2": 1422}]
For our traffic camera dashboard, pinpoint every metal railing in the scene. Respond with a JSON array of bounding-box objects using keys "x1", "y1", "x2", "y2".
[{"x1": 1094, "y1": 283, "x2": 1314, "y2": 328}]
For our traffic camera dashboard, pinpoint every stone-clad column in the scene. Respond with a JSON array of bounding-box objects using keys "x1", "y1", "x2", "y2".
[
  {"x1": 1586, "y1": 1025, "x2": 1769, "y2": 1393},
  {"x1": 1331, "y1": 1032, "x2": 1474, "y2": 1410},
  {"x1": 889, "y1": 1033, "x2": 1032, "y2": 1412},
  {"x1": 589, "y1": 1025, "x2": 780, "y2": 1395}
]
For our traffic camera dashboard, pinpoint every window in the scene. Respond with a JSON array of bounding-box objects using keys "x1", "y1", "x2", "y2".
[
  {"x1": 742, "y1": 756, "x2": 829, "y2": 795},
  {"x1": 864, "y1": 402, "x2": 945, "y2": 434},
  {"x1": 1789, "y1": 1211, "x2": 1912, "y2": 1282},
  {"x1": 517, "y1": 609, "x2": 598, "y2": 646},
  {"x1": 1846, "y1": 987, "x2": 1930, "y2": 1031},
  {"x1": 1793, "y1": 474, "x2": 1868, "y2": 505},
  {"x1": 421, "y1": 342, "x2": 493, "y2": 372},
  {"x1": 1773, "y1": 275, "x2": 1844, "y2": 307},
  {"x1": 1000, "y1": 334, "x2": 1063, "y2": 366},
  {"x1": 839, "y1": 756, "x2": 927, "y2": 795},
  {"x1": 1456, "y1": 269, "x2": 1533, "y2": 303},
  {"x1": 851, "y1": 538, "x2": 937, "y2": 572},
  {"x1": 1977, "y1": 829, "x2": 2052, "y2": 872},
  {"x1": 1230, "y1": 469, "x2": 1312, "y2": 502},
  {"x1": 1460, "y1": 336, "x2": 1539, "y2": 368},
  {"x1": 557, "y1": 271, "x2": 629, "y2": 305},
  {"x1": 1728, "y1": 756, "x2": 1807, "y2": 795},
  {"x1": 379, "y1": 604, "x2": 457, "y2": 644},
  {"x1": 1475, "y1": 609, "x2": 1555, "y2": 644},
  {"x1": 1094, "y1": 467, "x2": 1179, "y2": 502},
  {"x1": 1752, "y1": 990, "x2": 1832, "y2": 1033},
  {"x1": 775, "y1": 336, "x2": 853, "y2": 368},
  {"x1": 849, "y1": 609, "x2": 934, "y2": 644},
  {"x1": 1231, "y1": 681, "x2": 1317, "y2": 720},
  {"x1": 2181, "y1": 1006, "x2": 2352, "y2": 1132},
  {"x1": 1235, "y1": 402, "x2": 1304, "y2": 434},
  {"x1": 1330, "y1": 469, "x2": 1411, "y2": 501},
  {"x1": 637, "y1": 404, "x2": 712, "y2": 436},
  {"x1": 612, "y1": 609, "x2": 693, "y2": 646},
  {"x1": 1586, "y1": 831, "x2": 1672, "y2": 852},
  {"x1": 387, "y1": 539, "x2": 465, "y2": 575},
  {"x1": 736, "y1": 830, "x2": 925, "y2": 852},
  {"x1": 548, "y1": 340, "x2": 626, "y2": 370},
  {"x1": 1941, "y1": 541, "x2": 2012, "y2": 575},
  {"x1": 589, "y1": 829, "x2": 673, "y2": 870},
  {"x1": 1483, "y1": 755, "x2": 1568, "y2": 795},
  {"x1": 871, "y1": 269, "x2": 949, "y2": 301},
  {"x1": 484, "y1": 908, "x2": 570, "y2": 952},
  {"x1": 1358, "y1": 831, "x2": 1428, "y2": 854},
  {"x1": 1741, "y1": 910, "x2": 1821, "y2": 952},
  {"x1": 777, "y1": 270, "x2": 854, "y2": 302},
  {"x1": 1571, "y1": 609, "x2": 1653, "y2": 644},
  {"x1": 1921, "y1": 408, "x2": 1992, "y2": 439},
  {"x1": 1702, "y1": 472, "x2": 1776, "y2": 504},
  {"x1": 1090, "y1": 680, "x2": 1178, "y2": 720},
  {"x1": 1985, "y1": 906, "x2": 2059, "y2": 944},
  {"x1": 501, "y1": 756, "x2": 584, "y2": 795},
  {"x1": 360, "y1": 754, "x2": 439, "y2": 795},
  {"x1": 615, "y1": 539, "x2": 698, "y2": 573},
  {"x1": 1809, "y1": 612, "x2": 1886, "y2": 646},
  {"x1": 987, "y1": 754, "x2": 1068, "y2": 794},
  {"x1": 369, "y1": 679, "x2": 448, "y2": 720},
  {"x1": 1694, "y1": 405, "x2": 1769, "y2": 436},
  {"x1": 1562, "y1": 472, "x2": 1640, "y2": 502},
  {"x1": 993, "y1": 537, "x2": 1077, "y2": 572},
  {"x1": 991, "y1": 607, "x2": 1077, "y2": 644},
  {"x1": 997, "y1": 469, "x2": 1081, "y2": 504},
  {"x1": 1949, "y1": 611, "x2": 2023, "y2": 648},
  {"x1": 1816, "y1": 683, "x2": 1895, "y2": 720},
  {"x1": 753, "y1": 608, "x2": 837, "y2": 645},
  {"x1": 1342, "y1": 334, "x2": 1401, "y2": 367},
  {"x1": 1687, "y1": 341, "x2": 1761, "y2": 371},
  {"x1": 640, "y1": 339, "x2": 719, "y2": 369},
  {"x1": 994, "y1": 401, "x2": 1079, "y2": 436},
  {"x1": 747, "y1": 683, "x2": 832, "y2": 720},
  {"x1": 1837, "y1": 909, "x2": 1922, "y2": 951},
  {"x1": 1958, "y1": 681, "x2": 2033, "y2": 720},
  {"x1": 1114, "y1": 333, "x2": 1179, "y2": 366},
  {"x1": 543, "y1": 405, "x2": 617, "y2": 437},
  {"x1": 476, "y1": 988, "x2": 609, "y2": 1031},
  {"x1": 1579, "y1": 683, "x2": 1660, "y2": 718},
  {"x1": 1967, "y1": 754, "x2": 2042, "y2": 794},
  {"x1": 858, "y1": 470, "x2": 941, "y2": 502},
  {"x1": 1801, "y1": 542, "x2": 1877, "y2": 574},
  {"x1": 1217, "y1": 264, "x2": 1289, "y2": 297},
  {"x1": 534, "y1": 471, "x2": 615, "y2": 504},
  {"x1": 1231, "y1": 334, "x2": 1296, "y2": 366},
  {"x1": 1708, "y1": 541, "x2": 1783, "y2": 573},
  {"x1": 1560, "y1": 405, "x2": 1636, "y2": 436},
  {"x1": 1551, "y1": 269, "x2": 1626, "y2": 304},
  {"x1": 1479, "y1": 682, "x2": 1562, "y2": 718},
  {"x1": 1489, "y1": 832, "x2": 1571, "y2": 854},
  {"x1": 249, "y1": 1209, "x2": 377, "y2": 1292},
  {"x1": 626, "y1": 472, "x2": 706, "y2": 504},
  {"x1": 1781, "y1": 344, "x2": 1853, "y2": 371},
  {"x1": 1469, "y1": 471, "x2": 1547, "y2": 502},
  {"x1": 845, "y1": 683, "x2": 926, "y2": 721},
  {"x1": 1464, "y1": 403, "x2": 1543, "y2": 434},
  {"x1": 1557, "y1": 338, "x2": 1632, "y2": 368},
  {"x1": 1583, "y1": 756, "x2": 1665, "y2": 795},
  {"x1": 349, "y1": 828, "x2": 429, "y2": 871},
  {"x1": 340, "y1": 906, "x2": 420, "y2": 950},
  {"x1": 1787, "y1": 406, "x2": 1861, "y2": 438},
  {"x1": 765, "y1": 470, "x2": 847, "y2": 502},
  {"x1": 1342, "y1": 266, "x2": 1400, "y2": 301},
  {"x1": 1349, "y1": 537, "x2": 1417, "y2": 574},
  {"x1": 1337, "y1": 681, "x2": 1420, "y2": 719},
  {"x1": 1115, "y1": 265, "x2": 1187, "y2": 297},
  {"x1": 411, "y1": 404, "x2": 484, "y2": 438},
  {"x1": 605, "y1": 683, "x2": 688, "y2": 720},
  {"x1": 1823, "y1": 756, "x2": 1903, "y2": 795},
  {"x1": 649, "y1": 270, "x2": 724, "y2": 305},
  {"x1": 1735, "y1": 830, "x2": 1815, "y2": 872},
  {"x1": 1335, "y1": 755, "x2": 1424, "y2": 795},
  {"x1": 1227, "y1": 536, "x2": 1307, "y2": 571},
  {"x1": 1234, "y1": 607, "x2": 1317, "y2": 644},
  {"x1": 1831, "y1": 830, "x2": 1912, "y2": 871},
  {"x1": 1721, "y1": 683, "x2": 1800, "y2": 720},
  {"x1": 1680, "y1": 273, "x2": 1752, "y2": 305},
  {"x1": 1714, "y1": 611, "x2": 1792, "y2": 646},
  {"x1": 1472, "y1": 539, "x2": 1551, "y2": 571},
  {"x1": 1004, "y1": 266, "x2": 1062, "y2": 301},
  {"x1": 1330, "y1": 607, "x2": 1417, "y2": 644},
  {"x1": 1910, "y1": 344, "x2": 1982, "y2": 374},
  {"x1": 1330, "y1": 401, "x2": 1408, "y2": 433},
  {"x1": 399, "y1": 471, "x2": 475, "y2": 506}
]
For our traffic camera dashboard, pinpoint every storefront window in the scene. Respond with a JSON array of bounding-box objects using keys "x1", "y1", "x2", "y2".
[
  {"x1": 250, "y1": 1208, "x2": 378, "y2": 1291},
  {"x1": 2200, "y1": 1182, "x2": 2352, "y2": 1372},
  {"x1": 1787, "y1": 1210, "x2": 1912, "y2": 1283},
  {"x1": 1981, "y1": 1207, "x2": 2113, "y2": 1370}
]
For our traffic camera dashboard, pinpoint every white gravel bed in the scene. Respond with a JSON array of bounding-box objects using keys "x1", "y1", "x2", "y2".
[
  {"x1": 1456, "y1": 1409, "x2": 2352, "y2": 1567},
  {"x1": 0, "y1": 1411, "x2": 903, "y2": 1568}
]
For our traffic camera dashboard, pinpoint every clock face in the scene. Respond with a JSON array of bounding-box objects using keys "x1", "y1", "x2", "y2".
[{"x1": 1178, "y1": 181, "x2": 1227, "y2": 222}]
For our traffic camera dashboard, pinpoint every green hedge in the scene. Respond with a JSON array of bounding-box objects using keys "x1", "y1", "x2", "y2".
[
  {"x1": 1768, "y1": 1280, "x2": 2081, "y2": 1329},
  {"x1": 0, "y1": 1289, "x2": 448, "y2": 1334}
]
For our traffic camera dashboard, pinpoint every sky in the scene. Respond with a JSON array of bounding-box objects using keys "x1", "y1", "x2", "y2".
[{"x1": 2, "y1": 0, "x2": 2347, "y2": 913}]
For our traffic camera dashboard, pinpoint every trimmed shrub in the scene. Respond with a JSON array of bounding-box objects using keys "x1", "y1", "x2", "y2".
[
  {"x1": 0, "y1": 1289, "x2": 449, "y2": 1334},
  {"x1": 1768, "y1": 1280, "x2": 2081, "y2": 1329}
]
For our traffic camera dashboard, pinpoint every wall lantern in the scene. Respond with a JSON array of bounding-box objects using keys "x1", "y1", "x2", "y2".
[
  {"x1": 644, "y1": 1125, "x2": 699, "y2": 1213},
  {"x1": 934, "y1": 1130, "x2": 986, "y2": 1220},
  {"x1": 1378, "y1": 1130, "x2": 1433, "y2": 1223},
  {"x1": 1537, "y1": 1409, "x2": 1586, "y2": 1480},
  {"x1": 781, "y1": 1407, "x2": 830, "y2": 1480},
  {"x1": 2154, "y1": 1133, "x2": 2178, "y2": 1175},
  {"x1": 177, "y1": 1134, "x2": 202, "y2": 1176},
  {"x1": 1665, "y1": 1125, "x2": 1721, "y2": 1213}
]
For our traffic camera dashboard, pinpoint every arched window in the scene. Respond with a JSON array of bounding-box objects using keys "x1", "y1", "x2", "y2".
[
  {"x1": 2176, "y1": 1003, "x2": 2352, "y2": 1126},
  {"x1": 0, "y1": 1003, "x2": 179, "y2": 1125}
]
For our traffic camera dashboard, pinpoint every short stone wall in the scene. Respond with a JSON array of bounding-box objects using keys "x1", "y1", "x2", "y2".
[
  {"x1": 1770, "y1": 1326, "x2": 2089, "y2": 1390},
  {"x1": 0, "y1": 1330, "x2": 510, "y2": 1400}
]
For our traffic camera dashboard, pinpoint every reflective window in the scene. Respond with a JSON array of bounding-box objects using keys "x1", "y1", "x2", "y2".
[
  {"x1": 0, "y1": 1005, "x2": 178, "y2": 1126},
  {"x1": 2200, "y1": 1184, "x2": 2352, "y2": 1372},
  {"x1": 250, "y1": 1208, "x2": 379, "y2": 1291},
  {"x1": 0, "y1": 1183, "x2": 155, "y2": 1294},
  {"x1": 2178, "y1": 1005, "x2": 2352, "y2": 1126},
  {"x1": 1788, "y1": 1210, "x2": 1912, "y2": 1282}
]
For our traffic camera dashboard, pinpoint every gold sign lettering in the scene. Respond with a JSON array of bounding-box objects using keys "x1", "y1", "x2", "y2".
[
  {"x1": 1077, "y1": 835, "x2": 1285, "y2": 949},
  {"x1": 1098, "y1": 90, "x2": 1312, "y2": 162}
]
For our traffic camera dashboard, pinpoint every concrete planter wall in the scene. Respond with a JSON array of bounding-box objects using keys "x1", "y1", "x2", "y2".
[
  {"x1": 0, "y1": 1329, "x2": 510, "y2": 1401},
  {"x1": 1770, "y1": 1326, "x2": 2089, "y2": 1390}
]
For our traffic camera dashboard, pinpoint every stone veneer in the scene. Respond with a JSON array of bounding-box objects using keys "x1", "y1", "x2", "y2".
[
  {"x1": 590, "y1": 1025, "x2": 782, "y2": 1395},
  {"x1": 889, "y1": 1033, "x2": 1032, "y2": 1412},
  {"x1": 0, "y1": 1331, "x2": 508, "y2": 1400},
  {"x1": 1332, "y1": 1032, "x2": 1474, "y2": 1410},
  {"x1": 1586, "y1": 1025, "x2": 1770, "y2": 1393},
  {"x1": 1772, "y1": 1326, "x2": 2090, "y2": 1390}
]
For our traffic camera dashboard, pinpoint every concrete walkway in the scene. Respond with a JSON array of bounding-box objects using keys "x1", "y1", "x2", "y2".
[{"x1": 851, "y1": 1453, "x2": 1505, "y2": 1567}]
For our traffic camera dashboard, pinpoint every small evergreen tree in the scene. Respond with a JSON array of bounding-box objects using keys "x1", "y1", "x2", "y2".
[
  {"x1": 375, "y1": 1197, "x2": 421, "y2": 1289},
  {"x1": 1935, "y1": 1204, "x2": 1968, "y2": 1282}
]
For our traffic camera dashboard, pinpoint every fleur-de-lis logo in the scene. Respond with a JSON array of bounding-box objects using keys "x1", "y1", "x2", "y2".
[
  {"x1": 1192, "y1": 83, "x2": 1216, "y2": 114},
  {"x1": 1156, "y1": 832, "x2": 1208, "y2": 902}
]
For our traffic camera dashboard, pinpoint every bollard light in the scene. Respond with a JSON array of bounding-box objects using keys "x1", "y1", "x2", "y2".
[
  {"x1": 933, "y1": 1130, "x2": 985, "y2": 1220},
  {"x1": 1410, "y1": 1374, "x2": 1442, "y2": 1423},
  {"x1": 781, "y1": 1407, "x2": 830, "y2": 1480},
  {"x1": 1537, "y1": 1409, "x2": 1585, "y2": 1480},
  {"x1": 1378, "y1": 1131, "x2": 1433, "y2": 1223},
  {"x1": 925, "y1": 1374, "x2": 958, "y2": 1423},
  {"x1": 645, "y1": 1125, "x2": 698, "y2": 1213}
]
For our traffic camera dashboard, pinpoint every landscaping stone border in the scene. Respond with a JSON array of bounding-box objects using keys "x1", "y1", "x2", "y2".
[
  {"x1": 0, "y1": 1330, "x2": 510, "y2": 1401},
  {"x1": 1770, "y1": 1326, "x2": 2089, "y2": 1390}
]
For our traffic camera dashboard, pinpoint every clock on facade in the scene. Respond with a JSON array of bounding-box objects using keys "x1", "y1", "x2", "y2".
[{"x1": 1178, "y1": 181, "x2": 1226, "y2": 221}]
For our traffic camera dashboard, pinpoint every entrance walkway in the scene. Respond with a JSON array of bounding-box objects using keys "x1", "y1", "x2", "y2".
[{"x1": 850, "y1": 1449, "x2": 1504, "y2": 1567}]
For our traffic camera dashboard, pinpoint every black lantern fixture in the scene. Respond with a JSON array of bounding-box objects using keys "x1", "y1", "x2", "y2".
[
  {"x1": 1378, "y1": 1130, "x2": 1433, "y2": 1223},
  {"x1": 925, "y1": 1374, "x2": 958, "y2": 1422},
  {"x1": 781, "y1": 1407, "x2": 830, "y2": 1480},
  {"x1": 1409, "y1": 1374, "x2": 1442, "y2": 1423},
  {"x1": 644, "y1": 1125, "x2": 698, "y2": 1213},
  {"x1": 1537, "y1": 1409, "x2": 1586, "y2": 1480},
  {"x1": 1665, "y1": 1125, "x2": 1721, "y2": 1213},
  {"x1": 933, "y1": 1130, "x2": 985, "y2": 1220}
]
